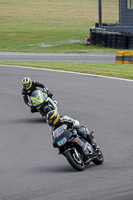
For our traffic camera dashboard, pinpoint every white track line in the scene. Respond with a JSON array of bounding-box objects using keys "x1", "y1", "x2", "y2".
[{"x1": 1, "y1": 64, "x2": 133, "y2": 82}]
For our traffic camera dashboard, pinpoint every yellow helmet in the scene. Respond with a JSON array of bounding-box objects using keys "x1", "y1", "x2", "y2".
[
  {"x1": 46, "y1": 110, "x2": 60, "y2": 126},
  {"x1": 22, "y1": 77, "x2": 32, "y2": 90}
]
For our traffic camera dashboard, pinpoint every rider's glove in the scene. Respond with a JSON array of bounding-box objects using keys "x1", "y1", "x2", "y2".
[
  {"x1": 42, "y1": 88, "x2": 47, "y2": 93},
  {"x1": 47, "y1": 90, "x2": 53, "y2": 98},
  {"x1": 43, "y1": 88, "x2": 53, "y2": 98},
  {"x1": 72, "y1": 120, "x2": 80, "y2": 129}
]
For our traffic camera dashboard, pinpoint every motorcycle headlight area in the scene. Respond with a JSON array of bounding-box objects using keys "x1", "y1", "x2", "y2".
[{"x1": 57, "y1": 137, "x2": 67, "y2": 146}]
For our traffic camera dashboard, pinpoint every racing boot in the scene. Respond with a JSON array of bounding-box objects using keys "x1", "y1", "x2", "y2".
[
  {"x1": 53, "y1": 100, "x2": 58, "y2": 106},
  {"x1": 91, "y1": 139, "x2": 100, "y2": 151},
  {"x1": 39, "y1": 113, "x2": 45, "y2": 118},
  {"x1": 86, "y1": 133, "x2": 100, "y2": 151},
  {"x1": 77, "y1": 127, "x2": 100, "y2": 150},
  {"x1": 39, "y1": 108, "x2": 45, "y2": 118}
]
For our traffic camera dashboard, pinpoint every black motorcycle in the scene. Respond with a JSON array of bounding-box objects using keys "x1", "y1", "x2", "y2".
[{"x1": 52, "y1": 125, "x2": 104, "y2": 171}]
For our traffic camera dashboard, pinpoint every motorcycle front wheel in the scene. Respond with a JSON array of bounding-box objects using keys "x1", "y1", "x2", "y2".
[
  {"x1": 65, "y1": 149, "x2": 85, "y2": 171},
  {"x1": 92, "y1": 150, "x2": 104, "y2": 165}
]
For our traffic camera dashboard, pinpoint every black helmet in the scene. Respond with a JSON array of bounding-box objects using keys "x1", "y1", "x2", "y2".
[{"x1": 46, "y1": 110, "x2": 60, "y2": 126}]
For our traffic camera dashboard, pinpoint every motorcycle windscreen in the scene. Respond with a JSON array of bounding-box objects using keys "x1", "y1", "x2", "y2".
[
  {"x1": 30, "y1": 90, "x2": 47, "y2": 106},
  {"x1": 53, "y1": 125, "x2": 67, "y2": 139}
]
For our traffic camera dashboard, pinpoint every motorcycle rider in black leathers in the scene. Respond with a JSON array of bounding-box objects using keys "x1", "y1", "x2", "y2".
[
  {"x1": 46, "y1": 110, "x2": 100, "y2": 151},
  {"x1": 22, "y1": 77, "x2": 54, "y2": 116}
]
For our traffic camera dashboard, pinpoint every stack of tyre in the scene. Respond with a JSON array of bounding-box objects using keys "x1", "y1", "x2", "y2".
[
  {"x1": 90, "y1": 28, "x2": 97, "y2": 45},
  {"x1": 90, "y1": 28, "x2": 129, "y2": 49},
  {"x1": 107, "y1": 32, "x2": 114, "y2": 48},
  {"x1": 112, "y1": 32, "x2": 119, "y2": 49},
  {"x1": 102, "y1": 31, "x2": 108, "y2": 47},
  {"x1": 117, "y1": 33, "x2": 128, "y2": 49},
  {"x1": 96, "y1": 30, "x2": 102, "y2": 45},
  {"x1": 128, "y1": 33, "x2": 133, "y2": 49}
]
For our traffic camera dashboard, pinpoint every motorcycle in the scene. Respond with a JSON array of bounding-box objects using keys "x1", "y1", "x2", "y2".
[
  {"x1": 52, "y1": 125, "x2": 104, "y2": 171},
  {"x1": 30, "y1": 89, "x2": 58, "y2": 117}
]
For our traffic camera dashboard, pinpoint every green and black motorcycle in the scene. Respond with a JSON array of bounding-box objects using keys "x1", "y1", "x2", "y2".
[{"x1": 30, "y1": 89, "x2": 57, "y2": 117}]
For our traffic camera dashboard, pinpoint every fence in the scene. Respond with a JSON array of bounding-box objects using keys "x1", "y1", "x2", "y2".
[
  {"x1": 90, "y1": 0, "x2": 133, "y2": 49},
  {"x1": 101, "y1": 0, "x2": 119, "y2": 24},
  {"x1": 98, "y1": 0, "x2": 133, "y2": 28}
]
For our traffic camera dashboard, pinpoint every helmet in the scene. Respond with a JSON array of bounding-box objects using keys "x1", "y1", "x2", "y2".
[
  {"x1": 22, "y1": 77, "x2": 32, "y2": 90},
  {"x1": 46, "y1": 110, "x2": 60, "y2": 126}
]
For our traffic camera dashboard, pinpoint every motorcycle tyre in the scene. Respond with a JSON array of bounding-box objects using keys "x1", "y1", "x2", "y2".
[
  {"x1": 92, "y1": 150, "x2": 104, "y2": 165},
  {"x1": 65, "y1": 150, "x2": 85, "y2": 171}
]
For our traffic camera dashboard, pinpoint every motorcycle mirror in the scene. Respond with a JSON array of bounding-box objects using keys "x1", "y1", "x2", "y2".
[{"x1": 90, "y1": 130, "x2": 94, "y2": 134}]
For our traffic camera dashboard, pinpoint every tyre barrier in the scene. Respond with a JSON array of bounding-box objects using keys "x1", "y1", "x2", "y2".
[
  {"x1": 124, "y1": 52, "x2": 133, "y2": 64},
  {"x1": 102, "y1": 31, "x2": 108, "y2": 47},
  {"x1": 90, "y1": 30, "x2": 96, "y2": 45},
  {"x1": 115, "y1": 51, "x2": 133, "y2": 64},
  {"x1": 96, "y1": 31, "x2": 102, "y2": 45},
  {"x1": 107, "y1": 32, "x2": 114, "y2": 48},
  {"x1": 128, "y1": 34, "x2": 133, "y2": 49},
  {"x1": 115, "y1": 51, "x2": 124, "y2": 64},
  {"x1": 89, "y1": 28, "x2": 133, "y2": 50}
]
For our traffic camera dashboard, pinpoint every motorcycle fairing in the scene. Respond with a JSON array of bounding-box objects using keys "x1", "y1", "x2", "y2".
[
  {"x1": 53, "y1": 126, "x2": 73, "y2": 148},
  {"x1": 53, "y1": 126, "x2": 92, "y2": 161},
  {"x1": 53, "y1": 125, "x2": 67, "y2": 139},
  {"x1": 70, "y1": 137, "x2": 92, "y2": 160},
  {"x1": 30, "y1": 90, "x2": 48, "y2": 107}
]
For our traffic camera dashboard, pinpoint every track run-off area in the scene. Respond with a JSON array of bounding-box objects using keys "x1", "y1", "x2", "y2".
[
  {"x1": 0, "y1": 65, "x2": 133, "y2": 200},
  {"x1": 0, "y1": 52, "x2": 115, "y2": 63}
]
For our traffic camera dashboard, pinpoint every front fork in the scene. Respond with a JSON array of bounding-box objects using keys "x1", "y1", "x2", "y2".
[
  {"x1": 60, "y1": 137, "x2": 93, "y2": 162},
  {"x1": 63, "y1": 147, "x2": 81, "y2": 161}
]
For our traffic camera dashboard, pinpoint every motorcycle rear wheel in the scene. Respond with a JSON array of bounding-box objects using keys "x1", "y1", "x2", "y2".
[{"x1": 65, "y1": 150, "x2": 85, "y2": 171}]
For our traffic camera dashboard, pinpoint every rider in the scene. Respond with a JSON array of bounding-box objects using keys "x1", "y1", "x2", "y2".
[
  {"x1": 22, "y1": 77, "x2": 54, "y2": 116},
  {"x1": 46, "y1": 110, "x2": 100, "y2": 151}
]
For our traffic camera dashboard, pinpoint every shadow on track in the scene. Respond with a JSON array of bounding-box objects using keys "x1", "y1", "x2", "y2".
[
  {"x1": 8, "y1": 117, "x2": 47, "y2": 124},
  {"x1": 26, "y1": 163, "x2": 97, "y2": 174}
]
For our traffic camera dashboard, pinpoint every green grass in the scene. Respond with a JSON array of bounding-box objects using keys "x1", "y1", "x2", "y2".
[
  {"x1": 0, "y1": 0, "x2": 119, "y2": 53},
  {"x1": 1, "y1": 61, "x2": 133, "y2": 80},
  {"x1": 1, "y1": 0, "x2": 132, "y2": 81}
]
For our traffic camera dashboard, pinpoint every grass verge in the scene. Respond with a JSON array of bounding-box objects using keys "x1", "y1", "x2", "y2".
[
  {"x1": 0, "y1": 0, "x2": 119, "y2": 53},
  {"x1": 0, "y1": 61, "x2": 133, "y2": 80}
]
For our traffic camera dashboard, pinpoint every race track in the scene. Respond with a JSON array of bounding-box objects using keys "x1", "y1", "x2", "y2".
[{"x1": 0, "y1": 65, "x2": 133, "y2": 200}]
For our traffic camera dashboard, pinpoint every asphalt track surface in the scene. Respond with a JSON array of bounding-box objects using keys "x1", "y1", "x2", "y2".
[
  {"x1": 0, "y1": 65, "x2": 133, "y2": 200},
  {"x1": 0, "y1": 52, "x2": 115, "y2": 63}
]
